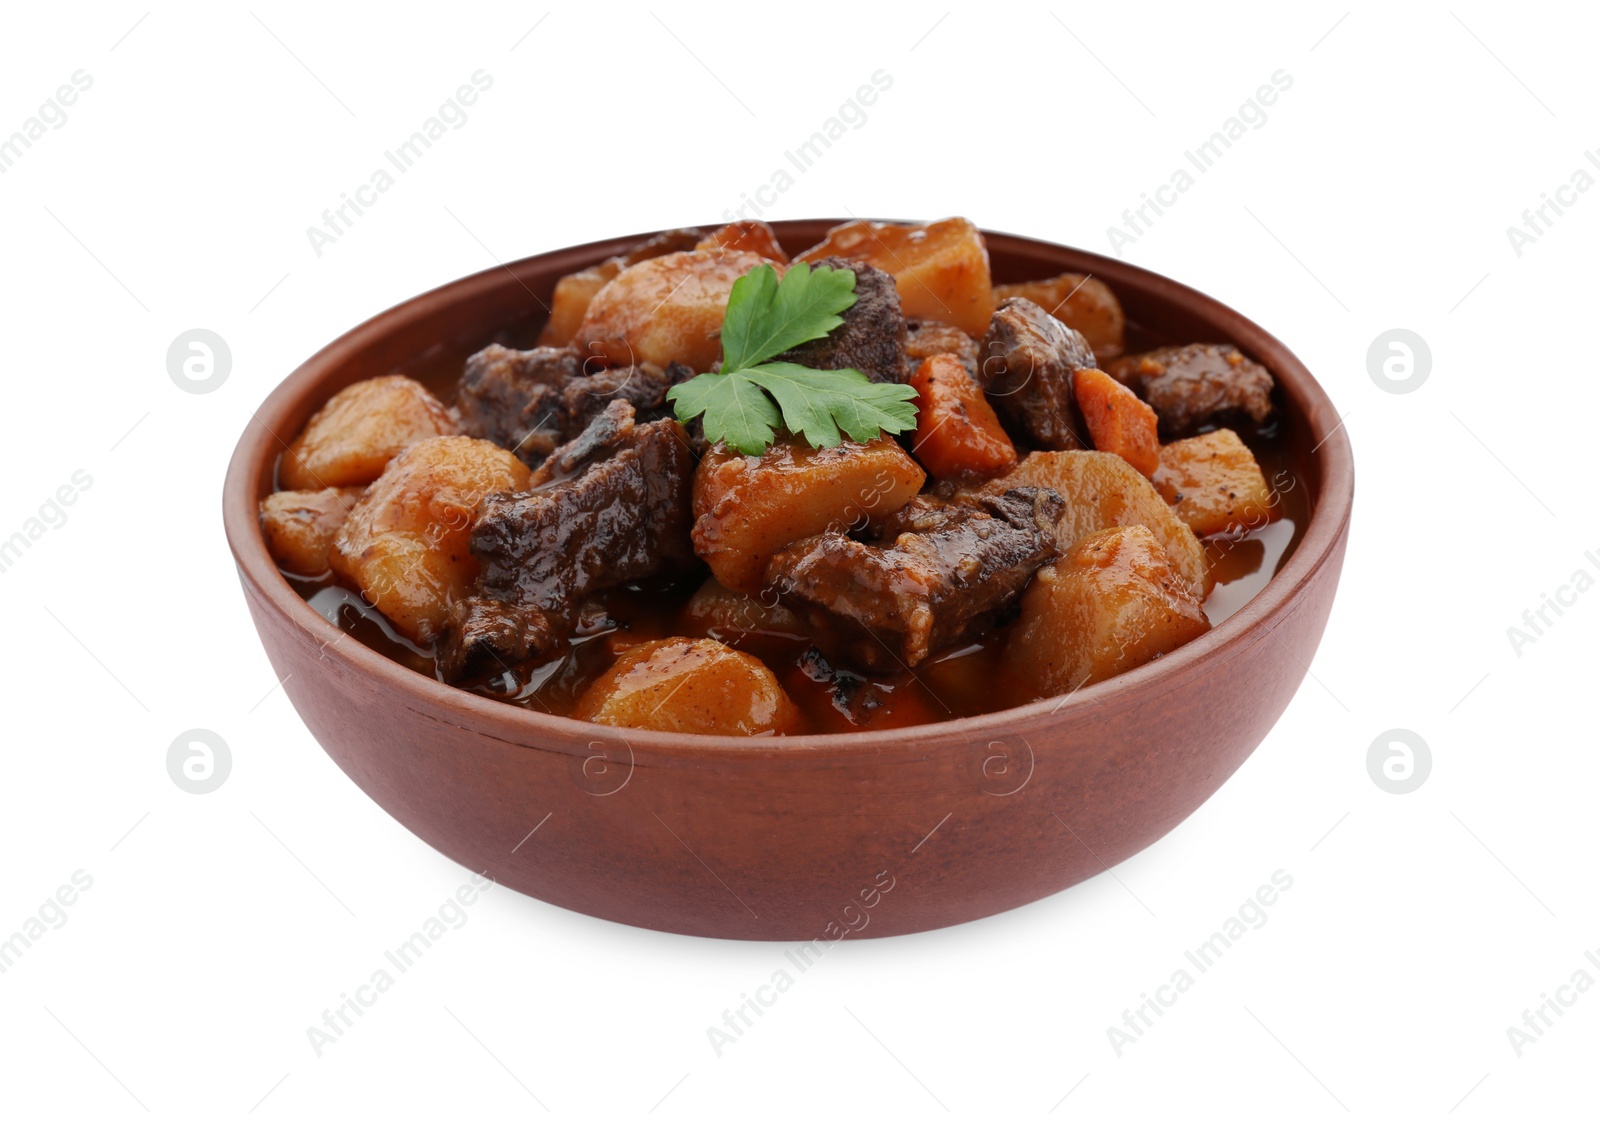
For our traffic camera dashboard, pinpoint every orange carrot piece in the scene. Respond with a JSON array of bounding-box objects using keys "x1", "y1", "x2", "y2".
[
  {"x1": 909, "y1": 355, "x2": 1018, "y2": 480},
  {"x1": 1073, "y1": 367, "x2": 1160, "y2": 478}
]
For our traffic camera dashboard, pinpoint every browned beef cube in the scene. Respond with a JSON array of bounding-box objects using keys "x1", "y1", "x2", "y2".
[
  {"x1": 560, "y1": 360, "x2": 685, "y2": 436},
  {"x1": 904, "y1": 318, "x2": 979, "y2": 380},
  {"x1": 1106, "y1": 344, "x2": 1274, "y2": 437},
  {"x1": 765, "y1": 487, "x2": 1062, "y2": 671},
  {"x1": 528, "y1": 398, "x2": 641, "y2": 486},
  {"x1": 440, "y1": 596, "x2": 561, "y2": 679},
  {"x1": 440, "y1": 402, "x2": 698, "y2": 679},
  {"x1": 456, "y1": 344, "x2": 581, "y2": 464},
  {"x1": 456, "y1": 343, "x2": 687, "y2": 468},
  {"x1": 978, "y1": 298, "x2": 1097, "y2": 451},
  {"x1": 774, "y1": 257, "x2": 907, "y2": 384},
  {"x1": 474, "y1": 411, "x2": 697, "y2": 606}
]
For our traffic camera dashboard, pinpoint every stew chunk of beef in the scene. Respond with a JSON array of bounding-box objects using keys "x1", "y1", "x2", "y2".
[
  {"x1": 978, "y1": 298, "x2": 1097, "y2": 451},
  {"x1": 441, "y1": 401, "x2": 697, "y2": 678},
  {"x1": 765, "y1": 487, "x2": 1062, "y2": 671},
  {"x1": 455, "y1": 345, "x2": 578, "y2": 463},
  {"x1": 441, "y1": 595, "x2": 561, "y2": 682},
  {"x1": 904, "y1": 318, "x2": 979, "y2": 380},
  {"x1": 455, "y1": 343, "x2": 687, "y2": 467},
  {"x1": 1106, "y1": 344, "x2": 1273, "y2": 436},
  {"x1": 773, "y1": 257, "x2": 906, "y2": 384}
]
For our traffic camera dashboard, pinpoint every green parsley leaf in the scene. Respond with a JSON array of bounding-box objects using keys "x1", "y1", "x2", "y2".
[
  {"x1": 667, "y1": 371, "x2": 781, "y2": 456},
  {"x1": 667, "y1": 260, "x2": 920, "y2": 456},
  {"x1": 718, "y1": 262, "x2": 859, "y2": 373},
  {"x1": 742, "y1": 363, "x2": 919, "y2": 448}
]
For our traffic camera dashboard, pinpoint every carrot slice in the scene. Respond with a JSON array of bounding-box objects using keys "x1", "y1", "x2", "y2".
[
  {"x1": 909, "y1": 355, "x2": 1018, "y2": 480},
  {"x1": 1073, "y1": 367, "x2": 1160, "y2": 478}
]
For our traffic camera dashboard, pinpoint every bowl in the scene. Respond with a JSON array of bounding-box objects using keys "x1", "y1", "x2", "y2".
[{"x1": 223, "y1": 220, "x2": 1354, "y2": 940}]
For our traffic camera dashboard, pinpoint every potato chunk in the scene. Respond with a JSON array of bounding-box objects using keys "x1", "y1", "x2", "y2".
[
  {"x1": 536, "y1": 228, "x2": 704, "y2": 348},
  {"x1": 1152, "y1": 429, "x2": 1276, "y2": 538},
  {"x1": 573, "y1": 638, "x2": 799, "y2": 736},
  {"x1": 280, "y1": 375, "x2": 457, "y2": 490},
  {"x1": 329, "y1": 436, "x2": 531, "y2": 643},
  {"x1": 680, "y1": 577, "x2": 804, "y2": 640},
  {"x1": 696, "y1": 220, "x2": 788, "y2": 262},
  {"x1": 692, "y1": 436, "x2": 925, "y2": 594},
  {"x1": 574, "y1": 249, "x2": 770, "y2": 373},
  {"x1": 536, "y1": 260, "x2": 622, "y2": 349},
  {"x1": 1003, "y1": 525, "x2": 1210, "y2": 695},
  {"x1": 259, "y1": 487, "x2": 364, "y2": 575},
  {"x1": 993, "y1": 273, "x2": 1125, "y2": 360},
  {"x1": 981, "y1": 451, "x2": 1206, "y2": 597},
  {"x1": 796, "y1": 218, "x2": 994, "y2": 337}
]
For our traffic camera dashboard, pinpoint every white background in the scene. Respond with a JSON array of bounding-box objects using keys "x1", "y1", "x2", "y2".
[{"x1": 1, "y1": 2, "x2": 1595, "y2": 1121}]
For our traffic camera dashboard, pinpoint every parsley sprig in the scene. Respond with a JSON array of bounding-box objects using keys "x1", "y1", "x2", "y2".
[{"x1": 667, "y1": 263, "x2": 918, "y2": 456}]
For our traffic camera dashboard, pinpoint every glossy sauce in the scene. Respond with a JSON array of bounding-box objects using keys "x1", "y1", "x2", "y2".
[{"x1": 285, "y1": 312, "x2": 1310, "y2": 735}]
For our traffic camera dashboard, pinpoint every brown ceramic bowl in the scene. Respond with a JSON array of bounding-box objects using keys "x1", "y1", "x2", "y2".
[{"x1": 223, "y1": 220, "x2": 1353, "y2": 940}]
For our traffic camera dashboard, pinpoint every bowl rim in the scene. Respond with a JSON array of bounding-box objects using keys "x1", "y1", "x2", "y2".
[{"x1": 223, "y1": 220, "x2": 1354, "y2": 762}]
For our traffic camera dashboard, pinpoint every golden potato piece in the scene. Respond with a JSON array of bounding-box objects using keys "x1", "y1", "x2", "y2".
[
  {"x1": 796, "y1": 217, "x2": 994, "y2": 337},
  {"x1": 981, "y1": 450, "x2": 1207, "y2": 598},
  {"x1": 329, "y1": 436, "x2": 531, "y2": 643},
  {"x1": 536, "y1": 259, "x2": 622, "y2": 349},
  {"x1": 692, "y1": 436, "x2": 926, "y2": 594},
  {"x1": 280, "y1": 375, "x2": 457, "y2": 490},
  {"x1": 574, "y1": 249, "x2": 770, "y2": 373},
  {"x1": 573, "y1": 637, "x2": 799, "y2": 736},
  {"x1": 681, "y1": 577, "x2": 804, "y2": 640},
  {"x1": 1153, "y1": 429, "x2": 1276, "y2": 538},
  {"x1": 259, "y1": 487, "x2": 365, "y2": 575},
  {"x1": 993, "y1": 274, "x2": 1126, "y2": 361},
  {"x1": 536, "y1": 228, "x2": 705, "y2": 347},
  {"x1": 1004, "y1": 525, "x2": 1210, "y2": 695},
  {"x1": 696, "y1": 220, "x2": 788, "y2": 262}
]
